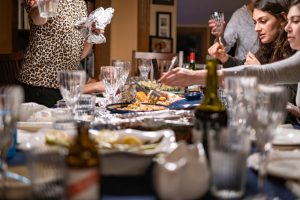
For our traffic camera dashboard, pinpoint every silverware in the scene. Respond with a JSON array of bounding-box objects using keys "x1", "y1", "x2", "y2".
[{"x1": 167, "y1": 56, "x2": 178, "y2": 72}]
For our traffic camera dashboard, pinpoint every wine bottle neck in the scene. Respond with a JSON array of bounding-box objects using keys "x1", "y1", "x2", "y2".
[{"x1": 205, "y1": 58, "x2": 218, "y2": 95}]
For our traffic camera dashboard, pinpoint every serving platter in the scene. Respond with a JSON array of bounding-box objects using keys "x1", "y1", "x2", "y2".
[{"x1": 106, "y1": 102, "x2": 168, "y2": 114}]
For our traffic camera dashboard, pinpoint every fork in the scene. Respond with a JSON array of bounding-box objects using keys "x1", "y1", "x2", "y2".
[{"x1": 133, "y1": 80, "x2": 161, "y2": 104}]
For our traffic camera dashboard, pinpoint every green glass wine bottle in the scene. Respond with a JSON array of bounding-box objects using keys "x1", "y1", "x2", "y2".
[{"x1": 193, "y1": 55, "x2": 228, "y2": 156}]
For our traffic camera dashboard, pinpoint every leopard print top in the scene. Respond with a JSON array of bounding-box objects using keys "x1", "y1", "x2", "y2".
[{"x1": 18, "y1": 0, "x2": 87, "y2": 89}]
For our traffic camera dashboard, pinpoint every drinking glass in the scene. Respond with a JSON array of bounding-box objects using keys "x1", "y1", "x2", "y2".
[
  {"x1": 100, "y1": 66, "x2": 121, "y2": 104},
  {"x1": 58, "y1": 70, "x2": 86, "y2": 115},
  {"x1": 209, "y1": 127, "x2": 250, "y2": 199},
  {"x1": 112, "y1": 60, "x2": 131, "y2": 90},
  {"x1": 138, "y1": 59, "x2": 152, "y2": 80},
  {"x1": 210, "y1": 11, "x2": 224, "y2": 43},
  {"x1": 0, "y1": 86, "x2": 24, "y2": 196},
  {"x1": 37, "y1": 0, "x2": 59, "y2": 18},
  {"x1": 247, "y1": 85, "x2": 288, "y2": 200}
]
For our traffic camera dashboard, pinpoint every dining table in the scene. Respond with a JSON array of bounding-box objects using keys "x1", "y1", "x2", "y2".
[
  {"x1": 9, "y1": 95, "x2": 300, "y2": 200},
  {"x1": 7, "y1": 136, "x2": 297, "y2": 200}
]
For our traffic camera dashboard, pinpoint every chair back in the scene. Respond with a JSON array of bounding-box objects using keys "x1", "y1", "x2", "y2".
[
  {"x1": 0, "y1": 52, "x2": 23, "y2": 86},
  {"x1": 132, "y1": 51, "x2": 178, "y2": 80}
]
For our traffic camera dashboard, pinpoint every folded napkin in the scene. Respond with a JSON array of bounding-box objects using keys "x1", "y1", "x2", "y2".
[
  {"x1": 74, "y1": 7, "x2": 114, "y2": 44},
  {"x1": 19, "y1": 102, "x2": 48, "y2": 122}
]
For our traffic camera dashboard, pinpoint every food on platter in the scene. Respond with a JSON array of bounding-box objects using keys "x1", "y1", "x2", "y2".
[
  {"x1": 116, "y1": 102, "x2": 167, "y2": 112},
  {"x1": 138, "y1": 80, "x2": 181, "y2": 92}
]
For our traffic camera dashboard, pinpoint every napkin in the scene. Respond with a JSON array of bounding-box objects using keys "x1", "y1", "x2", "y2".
[
  {"x1": 74, "y1": 7, "x2": 114, "y2": 44},
  {"x1": 19, "y1": 102, "x2": 48, "y2": 121}
]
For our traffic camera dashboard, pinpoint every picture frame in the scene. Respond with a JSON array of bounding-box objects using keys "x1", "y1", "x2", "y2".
[
  {"x1": 149, "y1": 36, "x2": 173, "y2": 53},
  {"x1": 156, "y1": 12, "x2": 172, "y2": 38},
  {"x1": 152, "y1": 0, "x2": 174, "y2": 5}
]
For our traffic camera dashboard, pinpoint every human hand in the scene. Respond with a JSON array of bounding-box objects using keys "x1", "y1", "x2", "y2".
[
  {"x1": 286, "y1": 102, "x2": 300, "y2": 119},
  {"x1": 91, "y1": 22, "x2": 105, "y2": 35},
  {"x1": 244, "y1": 52, "x2": 260, "y2": 65},
  {"x1": 208, "y1": 42, "x2": 228, "y2": 63},
  {"x1": 159, "y1": 68, "x2": 204, "y2": 87},
  {"x1": 208, "y1": 19, "x2": 225, "y2": 37}
]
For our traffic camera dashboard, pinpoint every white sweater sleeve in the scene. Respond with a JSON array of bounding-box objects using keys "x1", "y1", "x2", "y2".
[{"x1": 222, "y1": 51, "x2": 300, "y2": 84}]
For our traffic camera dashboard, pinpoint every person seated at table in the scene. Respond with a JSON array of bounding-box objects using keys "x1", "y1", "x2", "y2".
[
  {"x1": 208, "y1": 0, "x2": 294, "y2": 67},
  {"x1": 159, "y1": 0, "x2": 300, "y2": 124},
  {"x1": 208, "y1": 0, "x2": 259, "y2": 60}
]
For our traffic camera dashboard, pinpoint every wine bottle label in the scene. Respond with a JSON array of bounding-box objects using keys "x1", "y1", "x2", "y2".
[{"x1": 67, "y1": 168, "x2": 100, "y2": 200}]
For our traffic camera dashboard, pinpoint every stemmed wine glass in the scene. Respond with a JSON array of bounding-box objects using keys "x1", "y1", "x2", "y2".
[
  {"x1": 247, "y1": 84, "x2": 288, "y2": 200},
  {"x1": 57, "y1": 70, "x2": 86, "y2": 115},
  {"x1": 138, "y1": 59, "x2": 152, "y2": 80},
  {"x1": 112, "y1": 60, "x2": 131, "y2": 90},
  {"x1": 100, "y1": 66, "x2": 121, "y2": 104},
  {"x1": 210, "y1": 11, "x2": 224, "y2": 43},
  {"x1": 0, "y1": 86, "x2": 25, "y2": 196}
]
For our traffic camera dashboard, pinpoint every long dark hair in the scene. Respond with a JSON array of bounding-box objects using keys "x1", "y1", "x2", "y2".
[
  {"x1": 254, "y1": 0, "x2": 295, "y2": 64},
  {"x1": 290, "y1": 0, "x2": 300, "y2": 7}
]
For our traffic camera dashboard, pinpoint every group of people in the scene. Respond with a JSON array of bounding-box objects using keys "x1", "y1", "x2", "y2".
[
  {"x1": 19, "y1": 0, "x2": 300, "y2": 125},
  {"x1": 160, "y1": 0, "x2": 300, "y2": 124}
]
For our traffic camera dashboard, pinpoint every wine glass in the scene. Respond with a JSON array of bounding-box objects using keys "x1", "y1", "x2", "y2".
[
  {"x1": 0, "y1": 86, "x2": 25, "y2": 196},
  {"x1": 57, "y1": 70, "x2": 86, "y2": 114},
  {"x1": 138, "y1": 59, "x2": 152, "y2": 80},
  {"x1": 112, "y1": 60, "x2": 131, "y2": 90},
  {"x1": 247, "y1": 85, "x2": 288, "y2": 200},
  {"x1": 210, "y1": 11, "x2": 224, "y2": 43},
  {"x1": 100, "y1": 66, "x2": 121, "y2": 104}
]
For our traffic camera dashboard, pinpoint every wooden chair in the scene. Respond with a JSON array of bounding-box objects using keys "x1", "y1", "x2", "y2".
[
  {"x1": 0, "y1": 52, "x2": 23, "y2": 86},
  {"x1": 132, "y1": 50, "x2": 179, "y2": 80}
]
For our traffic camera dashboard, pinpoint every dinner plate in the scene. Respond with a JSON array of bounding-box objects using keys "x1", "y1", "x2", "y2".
[
  {"x1": 18, "y1": 128, "x2": 177, "y2": 176},
  {"x1": 272, "y1": 128, "x2": 300, "y2": 146},
  {"x1": 17, "y1": 122, "x2": 53, "y2": 132},
  {"x1": 248, "y1": 151, "x2": 300, "y2": 180},
  {"x1": 168, "y1": 99, "x2": 201, "y2": 110},
  {"x1": 106, "y1": 102, "x2": 168, "y2": 114}
]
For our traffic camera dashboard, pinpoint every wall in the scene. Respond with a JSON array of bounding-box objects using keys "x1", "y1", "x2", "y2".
[
  {"x1": 110, "y1": 0, "x2": 138, "y2": 62},
  {"x1": 150, "y1": 1, "x2": 177, "y2": 52},
  {"x1": 177, "y1": 0, "x2": 246, "y2": 25},
  {"x1": 0, "y1": 1, "x2": 12, "y2": 53}
]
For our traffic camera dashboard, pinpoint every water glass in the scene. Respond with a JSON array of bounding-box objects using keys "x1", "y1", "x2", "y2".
[
  {"x1": 27, "y1": 147, "x2": 66, "y2": 200},
  {"x1": 112, "y1": 60, "x2": 131, "y2": 90},
  {"x1": 74, "y1": 94, "x2": 96, "y2": 122},
  {"x1": 138, "y1": 59, "x2": 152, "y2": 80},
  {"x1": 58, "y1": 70, "x2": 86, "y2": 114},
  {"x1": 100, "y1": 66, "x2": 121, "y2": 104},
  {"x1": 37, "y1": 0, "x2": 59, "y2": 18},
  {"x1": 209, "y1": 127, "x2": 250, "y2": 199}
]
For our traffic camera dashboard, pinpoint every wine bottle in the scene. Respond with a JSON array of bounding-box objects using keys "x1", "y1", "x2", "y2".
[
  {"x1": 66, "y1": 122, "x2": 100, "y2": 200},
  {"x1": 188, "y1": 51, "x2": 196, "y2": 70},
  {"x1": 193, "y1": 55, "x2": 228, "y2": 156}
]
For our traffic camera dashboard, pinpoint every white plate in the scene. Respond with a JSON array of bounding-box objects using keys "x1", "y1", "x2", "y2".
[
  {"x1": 273, "y1": 128, "x2": 300, "y2": 146},
  {"x1": 17, "y1": 122, "x2": 53, "y2": 132},
  {"x1": 248, "y1": 151, "x2": 300, "y2": 180},
  {"x1": 18, "y1": 128, "x2": 177, "y2": 176}
]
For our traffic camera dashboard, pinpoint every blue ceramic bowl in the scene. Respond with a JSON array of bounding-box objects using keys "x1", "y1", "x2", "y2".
[{"x1": 184, "y1": 91, "x2": 202, "y2": 101}]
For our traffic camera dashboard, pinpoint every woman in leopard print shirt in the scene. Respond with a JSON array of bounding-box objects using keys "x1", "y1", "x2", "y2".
[{"x1": 18, "y1": 0, "x2": 97, "y2": 107}]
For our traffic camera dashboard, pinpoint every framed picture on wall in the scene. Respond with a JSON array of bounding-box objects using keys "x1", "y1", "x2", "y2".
[
  {"x1": 149, "y1": 36, "x2": 173, "y2": 53},
  {"x1": 156, "y1": 12, "x2": 172, "y2": 38},
  {"x1": 152, "y1": 0, "x2": 174, "y2": 5}
]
